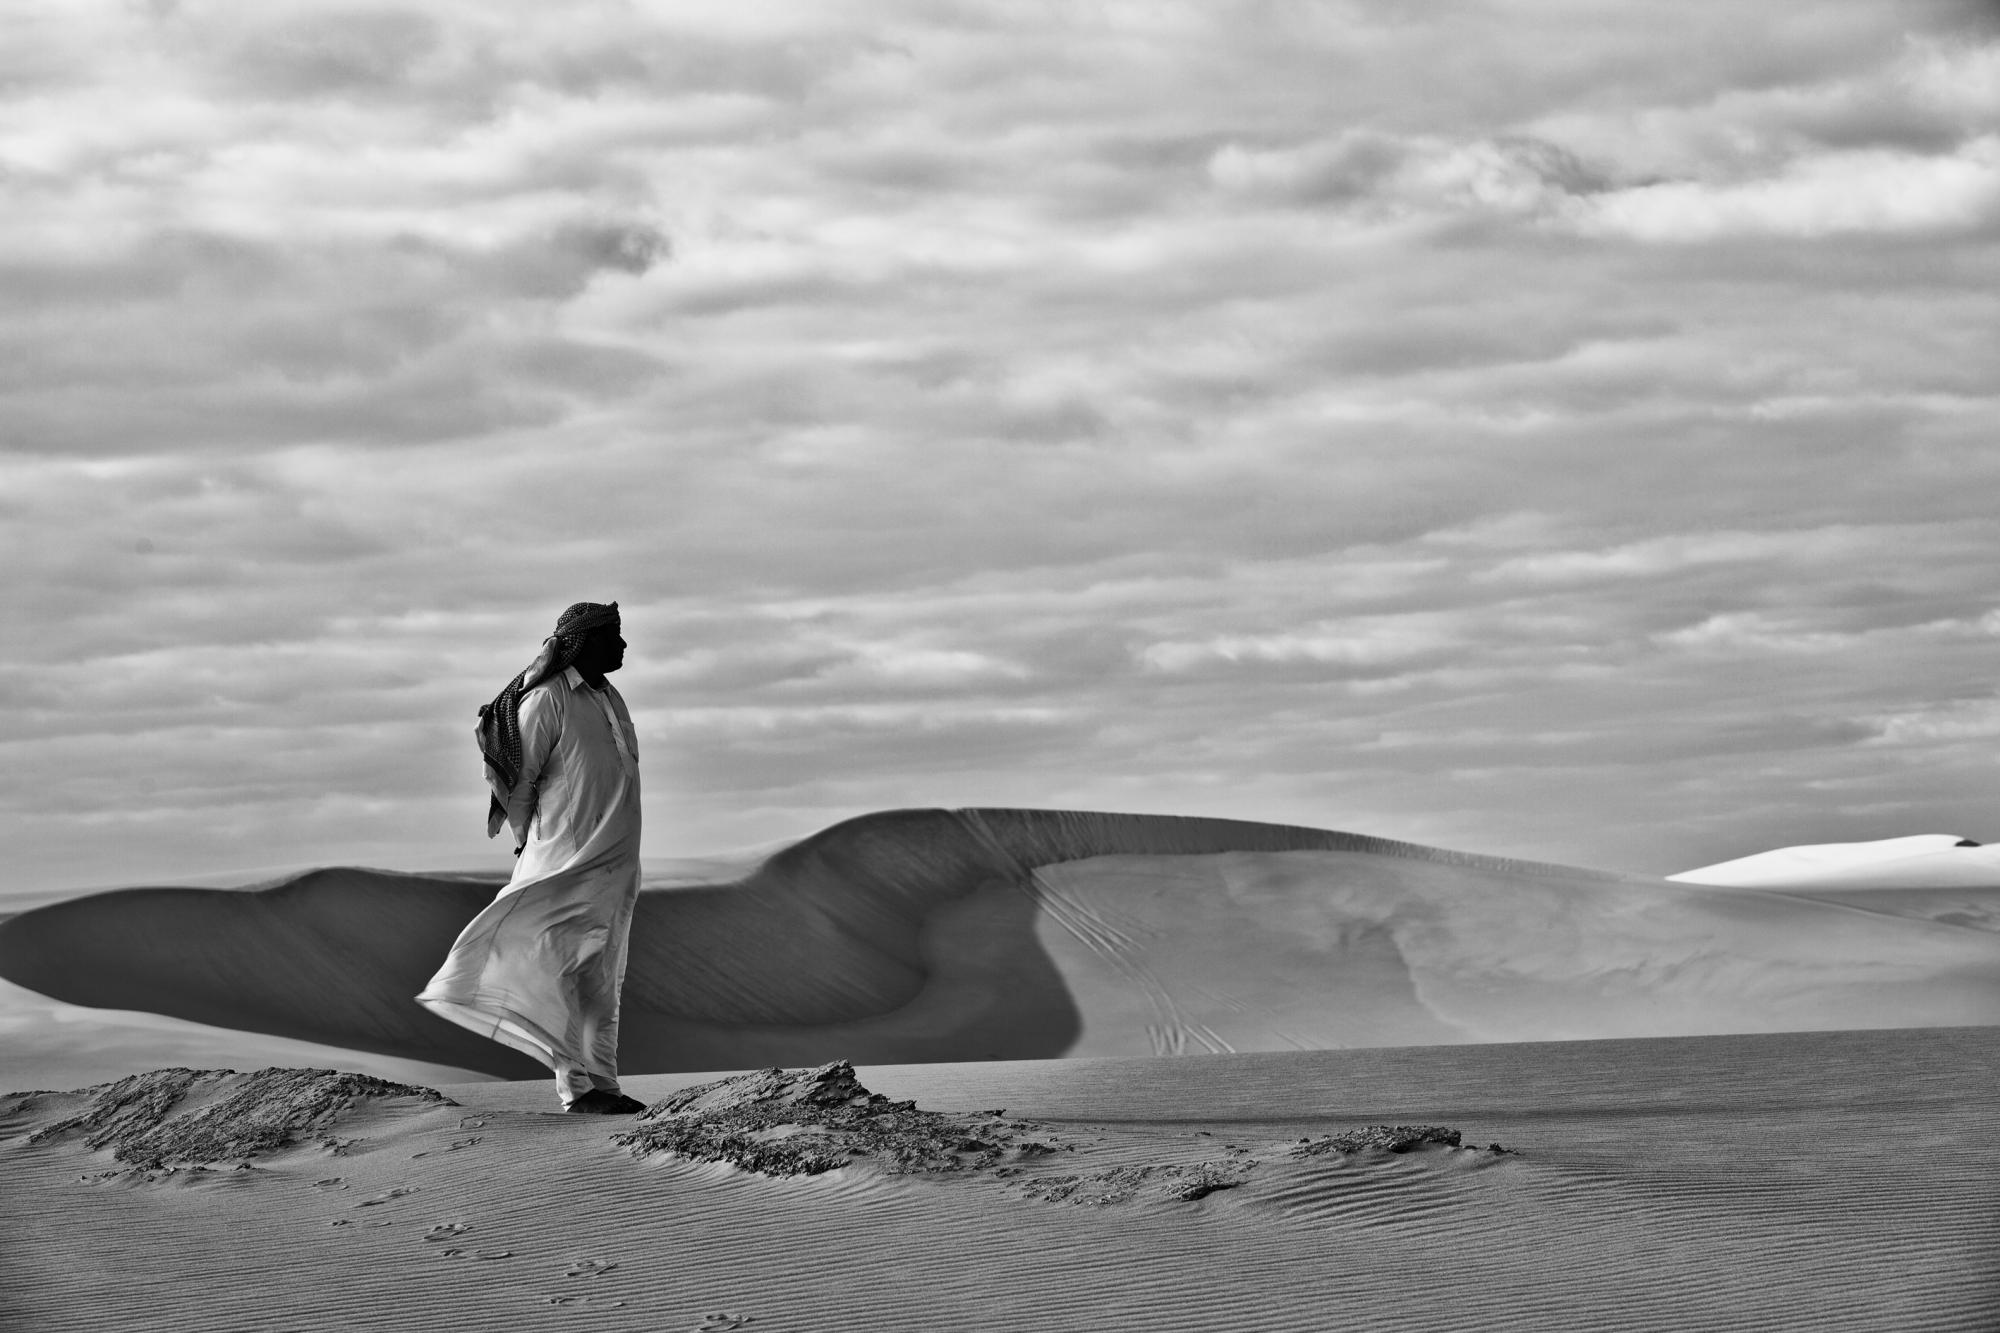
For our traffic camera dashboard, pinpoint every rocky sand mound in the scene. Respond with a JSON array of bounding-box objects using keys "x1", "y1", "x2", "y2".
[
  {"x1": 615, "y1": 1060, "x2": 1500, "y2": 1205},
  {"x1": 13, "y1": 1066, "x2": 455, "y2": 1170},
  {"x1": 1293, "y1": 1125, "x2": 1495, "y2": 1156},
  {"x1": 614, "y1": 1060, "x2": 1071, "y2": 1177}
]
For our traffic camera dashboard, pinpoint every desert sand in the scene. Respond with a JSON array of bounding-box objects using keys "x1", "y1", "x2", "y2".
[
  {"x1": 3, "y1": 1027, "x2": 1995, "y2": 1331},
  {"x1": 4, "y1": 810, "x2": 1997, "y2": 1331}
]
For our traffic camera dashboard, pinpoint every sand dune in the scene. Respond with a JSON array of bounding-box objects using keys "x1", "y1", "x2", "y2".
[
  {"x1": 1670, "y1": 834, "x2": 1998, "y2": 888},
  {"x1": 1665, "y1": 835, "x2": 2000, "y2": 946},
  {"x1": 3, "y1": 809, "x2": 1997, "y2": 1078},
  {"x1": 1031, "y1": 845, "x2": 2000, "y2": 1052},
  {"x1": 4, "y1": 1027, "x2": 1995, "y2": 1332}
]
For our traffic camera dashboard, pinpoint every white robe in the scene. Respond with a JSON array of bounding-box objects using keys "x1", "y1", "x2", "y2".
[{"x1": 418, "y1": 667, "x2": 642, "y2": 1106}]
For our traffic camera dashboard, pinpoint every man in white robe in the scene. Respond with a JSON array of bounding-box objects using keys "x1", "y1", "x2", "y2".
[{"x1": 418, "y1": 601, "x2": 648, "y2": 1114}]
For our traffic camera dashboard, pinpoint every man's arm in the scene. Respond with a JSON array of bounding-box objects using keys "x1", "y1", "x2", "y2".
[{"x1": 504, "y1": 685, "x2": 562, "y2": 849}]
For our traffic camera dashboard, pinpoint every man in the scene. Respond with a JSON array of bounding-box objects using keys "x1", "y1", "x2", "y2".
[{"x1": 417, "y1": 601, "x2": 648, "y2": 1114}]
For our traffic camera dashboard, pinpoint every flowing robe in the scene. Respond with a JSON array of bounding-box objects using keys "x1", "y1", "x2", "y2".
[{"x1": 418, "y1": 667, "x2": 641, "y2": 1105}]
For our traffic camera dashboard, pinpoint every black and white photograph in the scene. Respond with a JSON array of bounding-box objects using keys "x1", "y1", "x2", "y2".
[{"x1": 3, "y1": 1, "x2": 1998, "y2": 1328}]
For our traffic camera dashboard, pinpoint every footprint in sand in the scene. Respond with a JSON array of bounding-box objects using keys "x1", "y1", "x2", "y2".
[
  {"x1": 458, "y1": 1117, "x2": 485, "y2": 1130},
  {"x1": 547, "y1": 1294, "x2": 626, "y2": 1309},
  {"x1": 412, "y1": 1135, "x2": 484, "y2": 1159},
  {"x1": 423, "y1": 1223, "x2": 472, "y2": 1242},
  {"x1": 312, "y1": 1178, "x2": 347, "y2": 1190},
  {"x1": 438, "y1": 1247, "x2": 514, "y2": 1261},
  {"x1": 355, "y1": 1186, "x2": 419, "y2": 1207},
  {"x1": 696, "y1": 1313, "x2": 755, "y2": 1331},
  {"x1": 563, "y1": 1258, "x2": 618, "y2": 1279}
]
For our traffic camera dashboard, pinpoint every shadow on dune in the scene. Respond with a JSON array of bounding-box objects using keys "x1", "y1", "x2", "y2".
[
  {"x1": 0, "y1": 809, "x2": 1441, "y2": 1077},
  {"x1": 0, "y1": 869, "x2": 542, "y2": 1078}
]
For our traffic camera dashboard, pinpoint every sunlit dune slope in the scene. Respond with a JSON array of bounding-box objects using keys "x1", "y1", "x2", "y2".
[
  {"x1": 1033, "y1": 848, "x2": 2000, "y2": 1054},
  {"x1": 1664, "y1": 834, "x2": 2000, "y2": 946},
  {"x1": 1670, "y1": 834, "x2": 1999, "y2": 889},
  {"x1": 2, "y1": 809, "x2": 1996, "y2": 1077}
]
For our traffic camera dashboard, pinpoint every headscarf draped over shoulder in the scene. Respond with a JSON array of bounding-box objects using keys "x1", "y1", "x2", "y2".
[{"x1": 476, "y1": 601, "x2": 620, "y2": 837}]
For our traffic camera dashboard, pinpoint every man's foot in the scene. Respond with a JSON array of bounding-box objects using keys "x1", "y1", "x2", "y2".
[{"x1": 566, "y1": 1089, "x2": 648, "y2": 1115}]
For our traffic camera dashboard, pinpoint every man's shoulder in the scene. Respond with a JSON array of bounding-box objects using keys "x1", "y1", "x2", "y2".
[{"x1": 520, "y1": 672, "x2": 578, "y2": 711}]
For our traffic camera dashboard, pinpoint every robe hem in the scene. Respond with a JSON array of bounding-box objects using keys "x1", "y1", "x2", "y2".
[{"x1": 416, "y1": 993, "x2": 567, "y2": 1073}]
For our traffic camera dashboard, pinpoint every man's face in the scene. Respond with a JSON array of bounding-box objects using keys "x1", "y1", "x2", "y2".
[{"x1": 576, "y1": 625, "x2": 626, "y2": 675}]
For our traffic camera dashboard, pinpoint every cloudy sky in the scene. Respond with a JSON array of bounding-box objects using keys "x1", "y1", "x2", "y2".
[{"x1": 5, "y1": 0, "x2": 1999, "y2": 901}]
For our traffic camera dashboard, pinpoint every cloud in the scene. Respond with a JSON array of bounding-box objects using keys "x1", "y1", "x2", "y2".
[
  {"x1": 1864, "y1": 698, "x2": 2000, "y2": 745},
  {"x1": 1210, "y1": 131, "x2": 1605, "y2": 223},
  {"x1": 4, "y1": 0, "x2": 2000, "y2": 895},
  {"x1": 1576, "y1": 138, "x2": 2000, "y2": 241},
  {"x1": 1477, "y1": 528, "x2": 1891, "y2": 587},
  {"x1": 1138, "y1": 615, "x2": 1465, "y2": 675}
]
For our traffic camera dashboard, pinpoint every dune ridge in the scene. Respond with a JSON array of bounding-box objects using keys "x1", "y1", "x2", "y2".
[{"x1": 3, "y1": 808, "x2": 1997, "y2": 1079}]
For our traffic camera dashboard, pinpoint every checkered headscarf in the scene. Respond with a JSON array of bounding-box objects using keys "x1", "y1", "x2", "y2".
[{"x1": 476, "y1": 602, "x2": 620, "y2": 837}]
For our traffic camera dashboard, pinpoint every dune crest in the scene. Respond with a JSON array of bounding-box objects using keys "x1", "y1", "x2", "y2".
[{"x1": 4, "y1": 808, "x2": 1997, "y2": 1077}]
